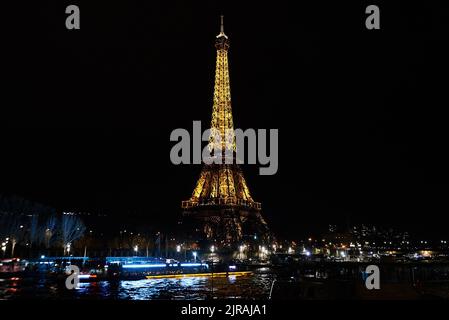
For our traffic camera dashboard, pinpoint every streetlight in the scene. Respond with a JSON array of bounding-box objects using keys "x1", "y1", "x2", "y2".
[
  {"x1": 192, "y1": 251, "x2": 197, "y2": 262},
  {"x1": 260, "y1": 246, "x2": 268, "y2": 259},
  {"x1": 210, "y1": 245, "x2": 215, "y2": 253},
  {"x1": 176, "y1": 245, "x2": 181, "y2": 253},
  {"x1": 66, "y1": 243, "x2": 71, "y2": 255},
  {"x1": 238, "y1": 245, "x2": 245, "y2": 260},
  {"x1": 134, "y1": 245, "x2": 138, "y2": 255}
]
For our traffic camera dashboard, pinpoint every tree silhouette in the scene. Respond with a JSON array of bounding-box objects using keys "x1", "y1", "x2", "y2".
[
  {"x1": 42, "y1": 214, "x2": 58, "y2": 249},
  {"x1": 0, "y1": 213, "x2": 25, "y2": 257},
  {"x1": 28, "y1": 214, "x2": 39, "y2": 249},
  {"x1": 61, "y1": 214, "x2": 86, "y2": 255}
]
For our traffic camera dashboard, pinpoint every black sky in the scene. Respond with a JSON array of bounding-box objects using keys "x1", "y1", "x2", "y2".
[{"x1": 2, "y1": 1, "x2": 449, "y2": 239}]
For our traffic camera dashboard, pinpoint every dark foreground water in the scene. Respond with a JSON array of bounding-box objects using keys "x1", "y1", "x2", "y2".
[
  {"x1": 0, "y1": 273, "x2": 274, "y2": 300},
  {"x1": 3, "y1": 262, "x2": 449, "y2": 300}
]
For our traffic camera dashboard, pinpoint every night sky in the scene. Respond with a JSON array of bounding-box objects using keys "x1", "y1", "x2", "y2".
[{"x1": 2, "y1": 1, "x2": 448, "y2": 239}]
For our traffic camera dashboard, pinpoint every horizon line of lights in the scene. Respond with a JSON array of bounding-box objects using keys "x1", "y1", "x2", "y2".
[{"x1": 121, "y1": 263, "x2": 208, "y2": 269}]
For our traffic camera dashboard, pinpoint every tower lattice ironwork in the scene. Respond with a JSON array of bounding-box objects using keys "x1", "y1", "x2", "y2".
[{"x1": 181, "y1": 16, "x2": 269, "y2": 245}]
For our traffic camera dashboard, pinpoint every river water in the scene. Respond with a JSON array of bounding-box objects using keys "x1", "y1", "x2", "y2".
[
  {"x1": 0, "y1": 273, "x2": 274, "y2": 300},
  {"x1": 3, "y1": 262, "x2": 449, "y2": 300}
]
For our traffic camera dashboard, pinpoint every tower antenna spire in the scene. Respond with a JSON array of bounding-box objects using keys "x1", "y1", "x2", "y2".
[{"x1": 217, "y1": 14, "x2": 227, "y2": 38}]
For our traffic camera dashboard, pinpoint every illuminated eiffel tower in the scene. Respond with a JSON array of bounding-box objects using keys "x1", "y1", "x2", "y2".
[{"x1": 181, "y1": 16, "x2": 269, "y2": 246}]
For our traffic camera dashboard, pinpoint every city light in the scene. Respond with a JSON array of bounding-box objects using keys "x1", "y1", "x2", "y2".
[
  {"x1": 180, "y1": 263, "x2": 207, "y2": 268},
  {"x1": 134, "y1": 245, "x2": 138, "y2": 253},
  {"x1": 259, "y1": 246, "x2": 268, "y2": 258},
  {"x1": 193, "y1": 251, "x2": 197, "y2": 262},
  {"x1": 422, "y1": 251, "x2": 432, "y2": 257},
  {"x1": 210, "y1": 245, "x2": 215, "y2": 253},
  {"x1": 176, "y1": 245, "x2": 181, "y2": 253},
  {"x1": 122, "y1": 264, "x2": 167, "y2": 269}
]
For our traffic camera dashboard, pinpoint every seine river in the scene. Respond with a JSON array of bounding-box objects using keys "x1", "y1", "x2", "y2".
[
  {"x1": 0, "y1": 273, "x2": 274, "y2": 300},
  {"x1": 3, "y1": 262, "x2": 449, "y2": 300}
]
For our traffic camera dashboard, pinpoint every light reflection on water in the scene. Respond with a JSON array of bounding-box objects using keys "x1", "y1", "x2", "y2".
[{"x1": 1, "y1": 273, "x2": 273, "y2": 300}]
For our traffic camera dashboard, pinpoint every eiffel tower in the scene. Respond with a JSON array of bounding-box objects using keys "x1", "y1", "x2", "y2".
[{"x1": 181, "y1": 16, "x2": 269, "y2": 247}]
